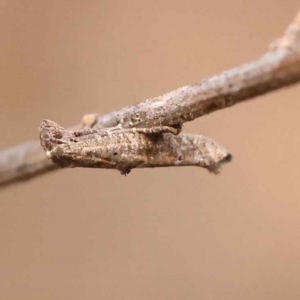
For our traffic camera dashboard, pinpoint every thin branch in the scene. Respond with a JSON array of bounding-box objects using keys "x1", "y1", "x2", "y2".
[
  {"x1": 0, "y1": 142, "x2": 57, "y2": 187},
  {"x1": 1, "y1": 10, "x2": 300, "y2": 188},
  {"x1": 95, "y1": 11, "x2": 300, "y2": 129}
]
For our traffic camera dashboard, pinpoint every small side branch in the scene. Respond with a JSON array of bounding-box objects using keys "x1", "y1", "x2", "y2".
[{"x1": 1, "y1": 10, "x2": 300, "y2": 188}]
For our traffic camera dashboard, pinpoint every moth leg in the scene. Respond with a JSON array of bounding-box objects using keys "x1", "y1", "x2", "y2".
[
  {"x1": 134, "y1": 126, "x2": 180, "y2": 135},
  {"x1": 73, "y1": 126, "x2": 122, "y2": 137},
  {"x1": 73, "y1": 128, "x2": 99, "y2": 137},
  {"x1": 117, "y1": 154, "x2": 146, "y2": 176},
  {"x1": 73, "y1": 124, "x2": 181, "y2": 138},
  {"x1": 108, "y1": 125, "x2": 181, "y2": 135}
]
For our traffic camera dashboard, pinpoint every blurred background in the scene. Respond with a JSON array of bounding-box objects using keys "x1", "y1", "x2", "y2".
[{"x1": 1, "y1": 0, "x2": 300, "y2": 299}]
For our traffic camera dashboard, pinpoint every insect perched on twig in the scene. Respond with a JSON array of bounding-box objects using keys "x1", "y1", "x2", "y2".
[{"x1": 40, "y1": 119, "x2": 231, "y2": 175}]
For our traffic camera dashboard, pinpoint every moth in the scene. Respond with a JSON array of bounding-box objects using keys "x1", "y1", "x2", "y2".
[{"x1": 40, "y1": 119, "x2": 231, "y2": 175}]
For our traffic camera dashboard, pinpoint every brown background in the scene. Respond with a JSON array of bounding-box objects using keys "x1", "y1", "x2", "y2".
[{"x1": 1, "y1": 1, "x2": 300, "y2": 299}]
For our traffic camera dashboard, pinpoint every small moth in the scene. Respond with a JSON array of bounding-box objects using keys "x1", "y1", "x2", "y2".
[{"x1": 40, "y1": 119, "x2": 231, "y2": 175}]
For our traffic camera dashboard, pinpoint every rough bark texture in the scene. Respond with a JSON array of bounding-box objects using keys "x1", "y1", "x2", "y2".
[{"x1": 95, "y1": 49, "x2": 300, "y2": 129}]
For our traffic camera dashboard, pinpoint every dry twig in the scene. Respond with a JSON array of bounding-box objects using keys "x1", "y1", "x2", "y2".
[{"x1": 1, "y1": 10, "x2": 300, "y2": 188}]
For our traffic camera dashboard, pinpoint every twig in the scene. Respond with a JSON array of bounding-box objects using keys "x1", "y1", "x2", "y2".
[
  {"x1": 0, "y1": 142, "x2": 57, "y2": 187},
  {"x1": 95, "y1": 11, "x2": 300, "y2": 129},
  {"x1": 1, "y1": 10, "x2": 300, "y2": 188}
]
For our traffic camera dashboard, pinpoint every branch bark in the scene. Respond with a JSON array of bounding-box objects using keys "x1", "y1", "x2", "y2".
[{"x1": 1, "y1": 10, "x2": 300, "y2": 188}]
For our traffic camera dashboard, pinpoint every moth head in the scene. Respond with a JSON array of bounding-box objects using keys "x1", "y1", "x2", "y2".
[{"x1": 39, "y1": 119, "x2": 66, "y2": 152}]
